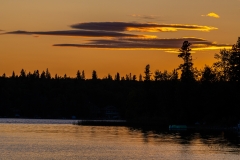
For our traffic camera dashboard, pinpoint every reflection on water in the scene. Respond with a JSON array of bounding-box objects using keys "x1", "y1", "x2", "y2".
[{"x1": 0, "y1": 119, "x2": 239, "y2": 160}]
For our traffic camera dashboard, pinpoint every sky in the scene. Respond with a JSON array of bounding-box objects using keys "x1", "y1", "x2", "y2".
[{"x1": 1, "y1": 0, "x2": 240, "y2": 78}]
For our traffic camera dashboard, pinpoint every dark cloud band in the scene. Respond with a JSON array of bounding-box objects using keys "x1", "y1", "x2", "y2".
[
  {"x1": 4, "y1": 21, "x2": 218, "y2": 39},
  {"x1": 5, "y1": 30, "x2": 143, "y2": 38},
  {"x1": 71, "y1": 22, "x2": 217, "y2": 32},
  {"x1": 53, "y1": 38, "x2": 230, "y2": 50}
]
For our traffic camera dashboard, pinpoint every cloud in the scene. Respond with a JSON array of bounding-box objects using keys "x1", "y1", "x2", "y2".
[
  {"x1": 5, "y1": 22, "x2": 223, "y2": 52},
  {"x1": 71, "y1": 22, "x2": 217, "y2": 32},
  {"x1": 201, "y1": 12, "x2": 220, "y2": 18},
  {"x1": 53, "y1": 37, "x2": 231, "y2": 51},
  {"x1": 4, "y1": 22, "x2": 218, "y2": 39},
  {"x1": 131, "y1": 14, "x2": 162, "y2": 20},
  {"x1": 5, "y1": 30, "x2": 144, "y2": 38}
]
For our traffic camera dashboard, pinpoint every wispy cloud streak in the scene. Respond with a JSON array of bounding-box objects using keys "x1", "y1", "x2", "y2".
[
  {"x1": 131, "y1": 14, "x2": 162, "y2": 20},
  {"x1": 71, "y1": 22, "x2": 217, "y2": 32},
  {"x1": 53, "y1": 37, "x2": 231, "y2": 51},
  {"x1": 201, "y1": 12, "x2": 220, "y2": 18},
  {"x1": 5, "y1": 30, "x2": 143, "y2": 38},
  {"x1": 4, "y1": 22, "x2": 218, "y2": 38}
]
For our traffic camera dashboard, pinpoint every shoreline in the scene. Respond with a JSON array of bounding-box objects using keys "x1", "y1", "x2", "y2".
[{"x1": 1, "y1": 118, "x2": 239, "y2": 133}]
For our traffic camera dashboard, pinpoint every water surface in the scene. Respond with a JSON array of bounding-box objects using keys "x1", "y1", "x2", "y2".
[{"x1": 0, "y1": 119, "x2": 239, "y2": 160}]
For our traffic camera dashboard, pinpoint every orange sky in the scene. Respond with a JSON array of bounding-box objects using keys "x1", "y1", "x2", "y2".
[{"x1": 1, "y1": 0, "x2": 239, "y2": 78}]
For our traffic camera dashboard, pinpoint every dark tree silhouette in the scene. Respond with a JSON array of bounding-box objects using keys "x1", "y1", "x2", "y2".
[
  {"x1": 132, "y1": 75, "x2": 137, "y2": 81},
  {"x1": 64, "y1": 74, "x2": 68, "y2": 79},
  {"x1": 45, "y1": 68, "x2": 51, "y2": 79},
  {"x1": 121, "y1": 76, "x2": 125, "y2": 81},
  {"x1": 81, "y1": 70, "x2": 85, "y2": 80},
  {"x1": 232, "y1": 37, "x2": 240, "y2": 52},
  {"x1": 139, "y1": 74, "x2": 143, "y2": 81},
  {"x1": 33, "y1": 70, "x2": 40, "y2": 79},
  {"x1": 154, "y1": 70, "x2": 171, "y2": 81},
  {"x1": 170, "y1": 69, "x2": 178, "y2": 81},
  {"x1": 201, "y1": 65, "x2": 216, "y2": 82},
  {"x1": 92, "y1": 70, "x2": 98, "y2": 80},
  {"x1": 229, "y1": 37, "x2": 240, "y2": 81},
  {"x1": 40, "y1": 71, "x2": 46, "y2": 79},
  {"x1": 55, "y1": 74, "x2": 59, "y2": 79},
  {"x1": 144, "y1": 64, "x2": 151, "y2": 81},
  {"x1": 11, "y1": 71, "x2": 16, "y2": 78},
  {"x1": 76, "y1": 70, "x2": 81, "y2": 80},
  {"x1": 107, "y1": 74, "x2": 113, "y2": 80},
  {"x1": 214, "y1": 49, "x2": 231, "y2": 81},
  {"x1": 213, "y1": 38, "x2": 240, "y2": 81},
  {"x1": 27, "y1": 71, "x2": 32, "y2": 78},
  {"x1": 125, "y1": 74, "x2": 130, "y2": 81},
  {"x1": 115, "y1": 72, "x2": 120, "y2": 81},
  {"x1": 20, "y1": 69, "x2": 26, "y2": 78},
  {"x1": 178, "y1": 41, "x2": 195, "y2": 82}
]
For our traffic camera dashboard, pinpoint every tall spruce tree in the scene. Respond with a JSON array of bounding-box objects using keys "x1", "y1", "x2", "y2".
[
  {"x1": 81, "y1": 70, "x2": 85, "y2": 80},
  {"x1": 178, "y1": 41, "x2": 195, "y2": 82},
  {"x1": 45, "y1": 68, "x2": 51, "y2": 79},
  {"x1": 92, "y1": 70, "x2": 98, "y2": 80},
  {"x1": 115, "y1": 72, "x2": 120, "y2": 81},
  {"x1": 144, "y1": 64, "x2": 151, "y2": 81},
  {"x1": 76, "y1": 70, "x2": 81, "y2": 80},
  {"x1": 11, "y1": 71, "x2": 16, "y2": 78}
]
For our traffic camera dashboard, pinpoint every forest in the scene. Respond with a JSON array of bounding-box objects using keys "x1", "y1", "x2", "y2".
[{"x1": 0, "y1": 37, "x2": 240, "y2": 126}]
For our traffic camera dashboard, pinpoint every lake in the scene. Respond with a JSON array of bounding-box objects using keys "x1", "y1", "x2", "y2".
[{"x1": 0, "y1": 118, "x2": 239, "y2": 160}]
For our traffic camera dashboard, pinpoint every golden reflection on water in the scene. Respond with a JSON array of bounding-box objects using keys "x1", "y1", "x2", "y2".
[{"x1": 0, "y1": 120, "x2": 239, "y2": 160}]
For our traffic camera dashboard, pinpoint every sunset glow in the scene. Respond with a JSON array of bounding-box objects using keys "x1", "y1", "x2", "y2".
[{"x1": 1, "y1": 0, "x2": 239, "y2": 78}]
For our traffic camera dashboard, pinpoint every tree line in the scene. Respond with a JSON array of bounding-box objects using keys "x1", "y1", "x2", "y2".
[{"x1": 0, "y1": 37, "x2": 239, "y2": 126}]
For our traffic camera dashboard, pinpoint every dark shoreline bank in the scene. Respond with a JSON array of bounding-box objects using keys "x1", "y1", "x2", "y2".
[{"x1": 76, "y1": 120, "x2": 240, "y2": 132}]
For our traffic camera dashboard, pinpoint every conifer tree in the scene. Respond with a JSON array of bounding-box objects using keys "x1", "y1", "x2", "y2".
[
  {"x1": 229, "y1": 37, "x2": 240, "y2": 81},
  {"x1": 107, "y1": 74, "x2": 113, "y2": 80},
  {"x1": 76, "y1": 70, "x2": 81, "y2": 79},
  {"x1": 144, "y1": 64, "x2": 151, "y2": 81},
  {"x1": 81, "y1": 70, "x2": 85, "y2": 80},
  {"x1": 115, "y1": 72, "x2": 120, "y2": 81},
  {"x1": 92, "y1": 70, "x2": 98, "y2": 80},
  {"x1": 214, "y1": 37, "x2": 240, "y2": 81},
  {"x1": 169, "y1": 69, "x2": 178, "y2": 81},
  {"x1": 64, "y1": 74, "x2": 67, "y2": 79},
  {"x1": 132, "y1": 75, "x2": 137, "y2": 81},
  {"x1": 201, "y1": 65, "x2": 216, "y2": 82},
  {"x1": 34, "y1": 70, "x2": 40, "y2": 79},
  {"x1": 40, "y1": 71, "x2": 46, "y2": 79},
  {"x1": 55, "y1": 74, "x2": 59, "y2": 79},
  {"x1": 20, "y1": 69, "x2": 26, "y2": 78},
  {"x1": 11, "y1": 71, "x2": 16, "y2": 78},
  {"x1": 178, "y1": 41, "x2": 195, "y2": 82},
  {"x1": 45, "y1": 68, "x2": 51, "y2": 79},
  {"x1": 125, "y1": 74, "x2": 130, "y2": 81},
  {"x1": 139, "y1": 74, "x2": 143, "y2": 81}
]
